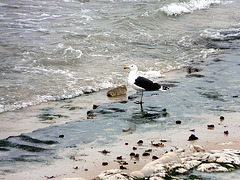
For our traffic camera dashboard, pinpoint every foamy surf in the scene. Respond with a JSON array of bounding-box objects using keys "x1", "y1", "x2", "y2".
[{"x1": 160, "y1": 0, "x2": 222, "y2": 16}]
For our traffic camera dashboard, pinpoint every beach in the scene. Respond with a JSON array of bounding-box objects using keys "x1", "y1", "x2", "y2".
[{"x1": 1, "y1": 0, "x2": 240, "y2": 179}]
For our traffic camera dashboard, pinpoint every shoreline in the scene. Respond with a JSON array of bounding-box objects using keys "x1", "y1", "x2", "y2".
[{"x1": 1, "y1": 50, "x2": 240, "y2": 180}]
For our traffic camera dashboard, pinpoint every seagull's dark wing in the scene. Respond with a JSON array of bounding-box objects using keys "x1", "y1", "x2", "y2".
[{"x1": 134, "y1": 76, "x2": 160, "y2": 91}]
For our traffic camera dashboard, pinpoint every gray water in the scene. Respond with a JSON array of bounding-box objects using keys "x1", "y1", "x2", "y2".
[{"x1": 1, "y1": 0, "x2": 239, "y2": 113}]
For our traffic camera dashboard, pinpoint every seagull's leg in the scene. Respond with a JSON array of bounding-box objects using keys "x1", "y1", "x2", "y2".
[
  {"x1": 135, "y1": 92, "x2": 143, "y2": 104},
  {"x1": 140, "y1": 92, "x2": 143, "y2": 104}
]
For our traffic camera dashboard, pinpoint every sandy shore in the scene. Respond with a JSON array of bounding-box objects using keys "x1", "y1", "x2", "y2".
[{"x1": 61, "y1": 112, "x2": 240, "y2": 180}]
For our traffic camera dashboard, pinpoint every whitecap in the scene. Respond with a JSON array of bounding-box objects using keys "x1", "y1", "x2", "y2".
[{"x1": 160, "y1": 0, "x2": 222, "y2": 16}]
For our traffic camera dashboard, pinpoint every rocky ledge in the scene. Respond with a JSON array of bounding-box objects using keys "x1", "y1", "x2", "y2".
[{"x1": 93, "y1": 145, "x2": 240, "y2": 180}]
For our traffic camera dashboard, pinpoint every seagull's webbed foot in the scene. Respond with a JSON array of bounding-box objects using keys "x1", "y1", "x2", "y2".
[{"x1": 134, "y1": 101, "x2": 143, "y2": 104}]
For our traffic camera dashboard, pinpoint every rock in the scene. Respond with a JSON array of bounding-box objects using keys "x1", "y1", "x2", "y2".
[
  {"x1": 116, "y1": 156, "x2": 122, "y2": 160},
  {"x1": 224, "y1": 130, "x2": 229, "y2": 135},
  {"x1": 176, "y1": 120, "x2": 181, "y2": 124},
  {"x1": 152, "y1": 156, "x2": 159, "y2": 160},
  {"x1": 197, "y1": 163, "x2": 228, "y2": 172},
  {"x1": 207, "y1": 124, "x2": 215, "y2": 129},
  {"x1": 145, "y1": 149, "x2": 152, "y2": 152},
  {"x1": 142, "y1": 152, "x2": 150, "y2": 156},
  {"x1": 137, "y1": 140, "x2": 143, "y2": 144},
  {"x1": 58, "y1": 134, "x2": 64, "y2": 138},
  {"x1": 93, "y1": 104, "x2": 99, "y2": 109},
  {"x1": 102, "y1": 162, "x2": 108, "y2": 166},
  {"x1": 87, "y1": 110, "x2": 96, "y2": 119},
  {"x1": 120, "y1": 165, "x2": 127, "y2": 170},
  {"x1": 133, "y1": 147, "x2": 137, "y2": 150},
  {"x1": 186, "y1": 66, "x2": 203, "y2": 74},
  {"x1": 107, "y1": 86, "x2": 127, "y2": 97},
  {"x1": 99, "y1": 150, "x2": 110, "y2": 154},
  {"x1": 130, "y1": 171, "x2": 145, "y2": 178},
  {"x1": 188, "y1": 134, "x2": 198, "y2": 141},
  {"x1": 220, "y1": 116, "x2": 225, "y2": 121},
  {"x1": 130, "y1": 152, "x2": 135, "y2": 156}
]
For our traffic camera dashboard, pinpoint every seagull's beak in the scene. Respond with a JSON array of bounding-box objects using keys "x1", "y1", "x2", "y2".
[{"x1": 124, "y1": 66, "x2": 129, "y2": 69}]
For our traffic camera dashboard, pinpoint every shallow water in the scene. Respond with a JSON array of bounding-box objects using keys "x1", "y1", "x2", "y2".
[{"x1": 1, "y1": 0, "x2": 240, "y2": 112}]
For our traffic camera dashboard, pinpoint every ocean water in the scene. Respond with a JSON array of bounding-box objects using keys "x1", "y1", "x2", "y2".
[{"x1": 0, "y1": 0, "x2": 239, "y2": 113}]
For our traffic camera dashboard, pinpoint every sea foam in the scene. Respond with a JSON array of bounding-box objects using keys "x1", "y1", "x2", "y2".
[{"x1": 160, "y1": 0, "x2": 222, "y2": 16}]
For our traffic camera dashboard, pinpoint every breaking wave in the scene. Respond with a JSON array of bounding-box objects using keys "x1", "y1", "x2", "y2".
[{"x1": 160, "y1": 0, "x2": 222, "y2": 16}]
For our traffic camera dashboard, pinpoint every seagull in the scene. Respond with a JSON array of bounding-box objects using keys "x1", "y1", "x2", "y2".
[{"x1": 124, "y1": 64, "x2": 169, "y2": 104}]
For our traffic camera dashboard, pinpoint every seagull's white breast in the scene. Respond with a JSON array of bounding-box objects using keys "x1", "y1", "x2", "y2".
[{"x1": 128, "y1": 71, "x2": 145, "y2": 92}]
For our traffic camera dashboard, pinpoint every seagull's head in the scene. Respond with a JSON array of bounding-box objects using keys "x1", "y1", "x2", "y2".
[{"x1": 124, "y1": 64, "x2": 138, "y2": 71}]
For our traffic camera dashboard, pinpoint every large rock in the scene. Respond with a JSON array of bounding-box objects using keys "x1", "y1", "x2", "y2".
[{"x1": 107, "y1": 86, "x2": 127, "y2": 97}]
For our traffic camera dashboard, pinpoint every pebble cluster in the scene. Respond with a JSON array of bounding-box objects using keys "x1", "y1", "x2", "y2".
[{"x1": 93, "y1": 145, "x2": 240, "y2": 180}]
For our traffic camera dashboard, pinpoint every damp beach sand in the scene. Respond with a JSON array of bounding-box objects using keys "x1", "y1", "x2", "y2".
[{"x1": 1, "y1": 43, "x2": 240, "y2": 180}]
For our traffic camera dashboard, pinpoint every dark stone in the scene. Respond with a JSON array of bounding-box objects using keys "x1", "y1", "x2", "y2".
[
  {"x1": 133, "y1": 147, "x2": 137, "y2": 150},
  {"x1": 145, "y1": 149, "x2": 152, "y2": 152},
  {"x1": 186, "y1": 66, "x2": 203, "y2": 74},
  {"x1": 93, "y1": 104, "x2": 99, "y2": 109},
  {"x1": 122, "y1": 161, "x2": 128, "y2": 165},
  {"x1": 224, "y1": 130, "x2": 229, "y2": 135},
  {"x1": 188, "y1": 134, "x2": 199, "y2": 141},
  {"x1": 212, "y1": 58, "x2": 223, "y2": 62},
  {"x1": 207, "y1": 124, "x2": 215, "y2": 129},
  {"x1": 102, "y1": 162, "x2": 108, "y2": 166},
  {"x1": 176, "y1": 120, "x2": 181, "y2": 124},
  {"x1": 137, "y1": 140, "x2": 143, "y2": 144},
  {"x1": 99, "y1": 150, "x2": 110, "y2": 154},
  {"x1": 160, "y1": 139, "x2": 168, "y2": 142},
  {"x1": 162, "y1": 108, "x2": 167, "y2": 112},
  {"x1": 233, "y1": 95, "x2": 239, "y2": 98},
  {"x1": 142, "y1": 152, "x2": 150, "y2": 156},
  {"x1": 152, "y1": 156, "x2": 159, "y2": 160},
  {"x1": 116, "y1": 156, "x2": 122, "y2": 160},
  {"x1": 73, "y1": 166, "x2": 78, "y2": 169},
  {"x1": 134, "y1": 154, "x2": 139, "y2": 158},
  {"x1": 107, "y1": 86, "x2": 127, "y2": 97},
  {"x1": 220, "y1": 116, "x2": 225, "y2": 121},
  {"x1": 120, "y1": 165, "x2": 127, "y2": 170},
  {"x1": 186, "y1": 74, "x2": 205, "y2": 78},
  {"x1": 125, "y1": 143, "x2": 128, "y2": 145},
  {"x1": 87, "y1": 110, "x2": 96, "y2": 119},
  {"x1": 58, "y1": 134, "x2": 64, "y2": 138},
  {"x1": 130, "y1": 152, "x2": 135, "y2": 156}
]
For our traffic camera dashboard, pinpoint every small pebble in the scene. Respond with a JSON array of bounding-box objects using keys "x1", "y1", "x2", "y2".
[
  {"x1": 99, "y1": 150, "x2": 110, "y2": 154},
  {"x1": 73, "y1": 166, "x2": 78, "y2": 169},
  {"x1": 117, "y1": 156, "x2": 123, "y2": 160},
  {"x1": 224, "y1": 130, "x2": 229, "y2": 135},
  {"x1": 130, "y1": 152, "x2": 135, "y2": 156},
  {"x1": 137, "y1": 140, "x2": 143, "y2": 144},
  {"x1": 207, "y1": 124, "x2": 215, "y2": 129},
  {"x1": 145, "y1": 149, "x2": 152, "y2": 152},
  {"x1": 102, "y1": 162, "x2": 108, "y2": 166},
  {"x1": 125, "y1": 142, "x2": 128, "y2": 145},
  {"x1": 142, "y1": 152, "x2": 150, "y2": 156},
  {"x1": 122, "y1": 161, "x2": 128, "y2": 165},
  {"x1": 176, "y1": 120, "x2": 181, "y2": 124},
  {"x1": 58, "y1": 134, "x2": 64, "y2": 138},
  {"x1": 188, "y1": 134, "x2": 199, "y2": 141},
  {"x1": 120, "y1": 165, "x2": 127, "y2": 170},
  {"x1": 152, "y1": 156, "x2": 158, "y2": 160},
  {"x1": 133, "y1": 147, "x2": 137, "y2": 150},
  {"x1": 84, "y1": 169, "x2": 88, "y2": 171},
  {"x1": 220, "y1": 116, "x2": 225, "y2": 121},
  {"x1": 134, "y1": 154, "x2": 139, "y2": 158}
]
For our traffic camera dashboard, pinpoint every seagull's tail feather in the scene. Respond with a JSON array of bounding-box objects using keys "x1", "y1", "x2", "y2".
[{"x1": 158, "y1": 85, "x2": 169, "y2": 91}]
